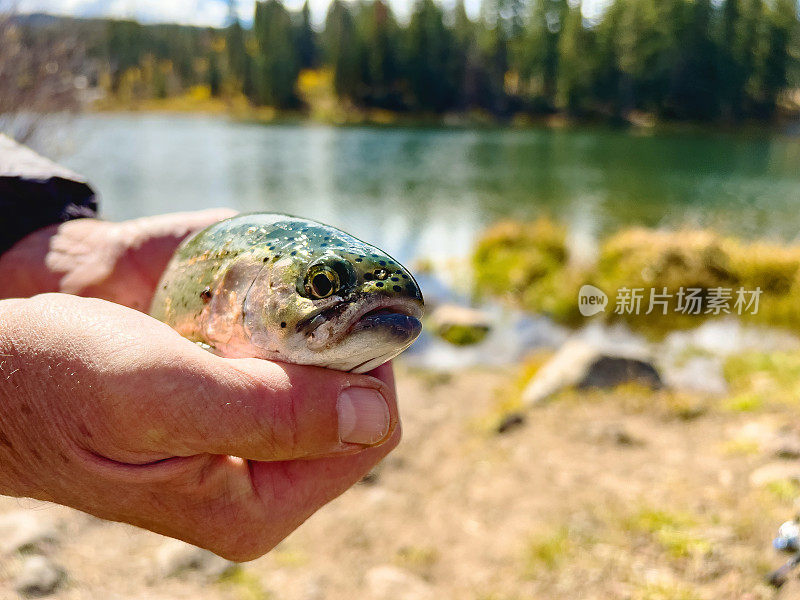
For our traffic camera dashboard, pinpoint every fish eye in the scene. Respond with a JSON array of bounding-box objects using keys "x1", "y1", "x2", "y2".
[
  {"x1": 300, "y1": 256, "x2": 356, "y2": 300},
  {"x1": 306, "y1": 266, "x2": 340, "y2": 299}
]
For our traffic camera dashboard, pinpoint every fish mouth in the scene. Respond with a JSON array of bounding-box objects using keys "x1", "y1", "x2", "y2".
[
  {"x1": 302, "y1": 296, "x2": 424, "y2": 349},
  {"x1": 350, "y1": 307, "x2": 423, "y2": 339}
]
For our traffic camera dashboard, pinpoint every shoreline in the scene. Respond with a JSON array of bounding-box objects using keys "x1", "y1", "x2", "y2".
[{"x1": 88, "y1": 98, "x2": 800, "y2": 138}]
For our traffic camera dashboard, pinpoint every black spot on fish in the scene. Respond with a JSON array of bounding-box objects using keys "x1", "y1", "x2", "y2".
[
  {"x1": 391, "y1": 277, "x2": 399, "y2": 282},
  {"x1": 291, "y1": 251, "x2": 297, "y2": 256},
  {"x1": 321, "y1": 243, "x2": 328, "y2": 247},
  {"x1": 393, "y1": 285, "x2": 402, "y2": 292},
  {"x1": 200, "y1": 287, "x2": 213, "y2": 303},
  {"x1": 281, "y1": 322, "x2": 287, "y2": 328},
  {"x1": 355, "y1": 258, "x2": 363, "y2": 263},
  {"x1": 376, "y1": 282, "x2": 384, "y2": 288},
  {"x1": 401, "y1": 274, "x2": 409, "y2": 280}
]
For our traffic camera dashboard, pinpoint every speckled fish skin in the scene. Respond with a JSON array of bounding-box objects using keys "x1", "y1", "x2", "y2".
[{"x1": 150, "y1": 213, "x2": 424, "y2": 373}]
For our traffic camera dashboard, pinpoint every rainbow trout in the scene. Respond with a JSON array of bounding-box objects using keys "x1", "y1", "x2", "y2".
[{"x1": 150, "y1": 213, "x2": 424, "y2": 373}]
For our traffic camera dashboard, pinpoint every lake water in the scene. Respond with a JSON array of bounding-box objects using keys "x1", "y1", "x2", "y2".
[{"x1": 58, "y1": 113, "x2": 800, "y2": 269}]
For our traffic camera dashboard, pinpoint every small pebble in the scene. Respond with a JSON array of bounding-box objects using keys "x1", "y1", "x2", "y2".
[{"x1": 14, "y1": 555, "x2": 64, "y2": 597}]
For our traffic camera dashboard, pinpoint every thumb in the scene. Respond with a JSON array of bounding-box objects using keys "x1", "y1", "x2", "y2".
[{"x1": 127, "y1": 352, "x2": 399, "y2": 462}]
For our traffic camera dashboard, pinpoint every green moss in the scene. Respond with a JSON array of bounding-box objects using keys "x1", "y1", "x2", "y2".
[
  {"x1": 473, "y1": 222, "x2": 800, "y2": 336},
  {"x1": 472, "y1": 219, "x2": 582, "y2": 324},
  {"x1": 436, "y1": 323, "x2": 490, "y2": 346},
  {"x1": 218, "y1": 569, "x2": 271, "y2": 600}
]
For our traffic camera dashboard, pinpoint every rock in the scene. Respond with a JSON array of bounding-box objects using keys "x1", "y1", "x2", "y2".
[
  {"x1": 365, "y1": 565, "x2": 433, "y2": 600},
  {"x1": 429, "y1": 304, "x2": 492, "y2": 346},
  {"x1": 774, "y1": 434, "x2": 800, "y2": 460},
  {"x1": 663, "y1": 356, "x2": 728, "y2": 396},
  {"x1": 360, "y1": 470, "x2": 380, "y2": 485},
  {"x1": 590, "y1": 423, "x2": 644, "y2": 446},
  {"x1": 154, "y1": 539, "x2": 236, "y2": 580},
  {"x1": 14, "y1": 555, "x2": 64, "y2": 597},
  {"x1": 521, "y1": 337, "x2": 661, "y2": 407},
  {"x1": 577, "y1": 356, "x2": 661, "y2": 389},
  {"x1": 496, "y1": 412, "x2": 526, "y2": 434},
  {"x1": 749, "y1": 463, "x2": 800, "y2": 488},
  {"x1": 0, "y1": 510, "x2": 58, "y2": 555}
]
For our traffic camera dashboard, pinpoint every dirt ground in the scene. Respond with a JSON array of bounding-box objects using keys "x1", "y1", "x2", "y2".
[{"x1": 1, "y1": 363, "x2": 799, "y2": 600}]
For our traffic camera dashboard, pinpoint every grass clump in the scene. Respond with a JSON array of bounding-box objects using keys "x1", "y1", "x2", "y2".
[
  {"x1": 765, "y1": 478, "x2": 800, "y2": 503},
  {"x1": 721, "y1": 393, "x2": 765, "y2": 413},
  {"x1": 718, "y1": 438, "x2": 761, "y2": 456},
  {"x1": 218, "y1": 569, "x2": 271, "y2": 600},
  {"x1": 723, "y1": 350, "x2": 800, "y2": 411},
  {"x1": 394, "y1": 545, "x2": 439, "y2": 579},
  {"x1": 625, "y1": 508, "x2": 712, "y2": 560},
  {"x1": 633, "y1": 581, "x2": 705, "y2": 600},
  {"x1": 524, "y1": 526, "x2": 572, "y2": 573}
]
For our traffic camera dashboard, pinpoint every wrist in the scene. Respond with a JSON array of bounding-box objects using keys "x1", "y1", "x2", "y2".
[{"x1": 0, "y1": 298, "x2": 38, "y2": 497}]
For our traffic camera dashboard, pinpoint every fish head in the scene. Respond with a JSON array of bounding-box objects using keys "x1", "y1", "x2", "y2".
[{"x1": 243, "y1": 222, "x2": 424, "y2": 373}]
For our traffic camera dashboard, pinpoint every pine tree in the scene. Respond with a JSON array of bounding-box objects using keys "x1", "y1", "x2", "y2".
[
  {"x1": 558, "y1": 2, "x2": 595, "y2": 114},
  {"x1": 225, "y1": 0, "x2": 248, "y2": 88},
  {"x1": 405, "y1": 0, "x2": 457, "y2": 112},
  {"x1": 760, "y1": 0, "x2": 796, "y2": 116},
  {"x1": 719, "y1": 0, "x2": 745, "y2": 119},
  {"x1": 527, "y1": 0, "x2": 569, "y2": 107},
  {"x1": 323, "y1": 0, "x2": 361, "y2": 100},
  {"x1": 737, "y1": 0, "x2": 763, "y2": 114},
  {"x1": 356, "y1": 0, "x2": 401, "y2": 108},
  {"x1": 667, "y1": 0, "x2": 719, "y2": 119},
  {"x1": 252, "y1": 0, "x2": 300, "y2": 108},
  {"x1": 295, "y1": 1, "x2": 317, "y2": 69}
]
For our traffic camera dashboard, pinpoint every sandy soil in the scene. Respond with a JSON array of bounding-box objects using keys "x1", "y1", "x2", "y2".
[{"x1": 1, "y1": 364, "x2": 797, "y2": 600}]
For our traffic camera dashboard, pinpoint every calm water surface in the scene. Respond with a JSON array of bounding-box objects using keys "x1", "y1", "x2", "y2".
[{"x1": 59, "y1": 113, "x2": 800, "y2": 267}]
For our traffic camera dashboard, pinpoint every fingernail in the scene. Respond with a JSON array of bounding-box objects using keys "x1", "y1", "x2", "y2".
[{"x1": 337, "y1": 387, "x2": 391, "y2": 446}]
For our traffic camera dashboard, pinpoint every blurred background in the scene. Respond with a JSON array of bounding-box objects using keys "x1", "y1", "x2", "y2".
[{"x1": 2, "y1": 0, "x2": 800, "y2": 598}]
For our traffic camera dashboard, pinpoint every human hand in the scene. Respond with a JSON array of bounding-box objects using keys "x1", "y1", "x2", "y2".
[
  {"x1": 0, "y1": 293, "x2": 400, "y2": 561},
  {"x1": 0, "y1": 208, "x2": 236, "y2": 310}
]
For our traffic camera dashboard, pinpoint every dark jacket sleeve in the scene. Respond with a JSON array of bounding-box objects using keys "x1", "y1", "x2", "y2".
[{"x1": 0, "y1": 134, "x2": 98, "y2": 255}]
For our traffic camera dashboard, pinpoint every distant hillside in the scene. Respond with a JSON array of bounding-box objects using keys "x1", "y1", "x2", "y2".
[{"x1": 4, "y1": 0, "x2": 799, "y2": 124}]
